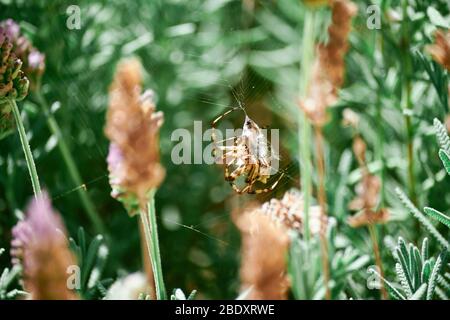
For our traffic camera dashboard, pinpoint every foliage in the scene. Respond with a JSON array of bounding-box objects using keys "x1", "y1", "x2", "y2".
[
  {"x1": 0, "y1": 0, "x2": 449, "y2": 300},
  {"x1": 372, "y1": 237, "x2": 449, "y2": 300}
]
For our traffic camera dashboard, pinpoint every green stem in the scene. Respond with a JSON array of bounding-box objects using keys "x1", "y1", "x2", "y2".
[
  {"x1": 140, "y1": 189, "x2": 166, "y2": 300},
  {"x1": 299, "y1": 9, "x2": 316, "y2": 244},
  {"x1": 34, "y1": 92, "x2": 106, "y2": 235},
  {"x1": 10, "y1": 99, "x2": 41, "y2": 197},
  {"x1": 401, "y1": 0, "x2": 416, "y2": 205}
]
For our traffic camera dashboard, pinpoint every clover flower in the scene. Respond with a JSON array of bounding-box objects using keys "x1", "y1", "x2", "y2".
[{"x1": 0, "y1": 19, "x2": 45, "y2": 90}]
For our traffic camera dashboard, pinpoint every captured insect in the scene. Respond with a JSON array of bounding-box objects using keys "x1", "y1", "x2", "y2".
[{"x1": 211, "y1": 103, "x2": 285, "y2": 194}]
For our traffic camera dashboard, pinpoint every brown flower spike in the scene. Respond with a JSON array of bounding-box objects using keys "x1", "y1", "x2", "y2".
[
  {"x1": 233, "y1": 205, "x2": 290, "y2": 300},
  {"x1": 300, "y1": 0, "x2": 357, "y2": 126},
  {"x1": 233, "y1": 189, "x2": 326, "y2": 300},
  {"x1": 105, "y1": 58, "x2": 165, "y2": 210},
  {"x1": 426, "y1": 29, "x2": 450, "y2": 71}
]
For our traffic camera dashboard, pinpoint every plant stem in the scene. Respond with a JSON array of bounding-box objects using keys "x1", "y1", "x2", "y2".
[
  {"x1": 10, "y1": 99, "x2": 41, "y2": 197},
  {"x1": 34, "y1": 92, "x2": 106, "y2": 235},
  {"x1": 401, "y1": 0, "x2": 416, "y2": 205},
  {"x1": 368, "y1": 224, "x2": 388, "y2": 299},
  {"x1": 139, "y1": 190, "x2": 166, "y2": 300},
  {"x1": 298, "y1": 8, "x2": 316, "y2": 244},
  {"x1": 314, "y1": 125, "x2": 331, "y2": 300}
]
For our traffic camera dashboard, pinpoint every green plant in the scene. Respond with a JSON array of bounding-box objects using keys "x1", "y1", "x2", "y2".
[
  {"x1": 372, "y1": 237, "x2": 449, "y2": 300},
  {"x1": 0, "y1": 248, "x2": 27, "y2": 300},
  {"x1": 69, "y1": 227, "x2": 111, "y2": 299}
]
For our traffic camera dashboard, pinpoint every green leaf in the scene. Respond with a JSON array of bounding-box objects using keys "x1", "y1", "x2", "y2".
[
  {"x1": 424, "y1": 207, "x2": 450, "y2": 229},
  {"x1": 396, "y1": 188, "x2": 449, "y2": 249},
  {"x1": 422, "y1": 261, "x2": 432, "y2": 283},
  {"x1": 427, "y1": 7, "x2": 449, "y2": 28},
  {"x1": 409, "y1": 283, "x2": 427, "y2": 300},
  {"x1": 438, "y1": 150, "x2": 450, "y2": 176},
  {"x1": 412, "y1": 246, "x2": 422, "y2": 289},
  {"x1": 427, "y1": 253, "x2": 444, "y2": 300},
  {"x1": 187, "y1": 290, "x2": 197, "y2": 300},
  {"x1": 433, "y1": 119, "x2": 450, "y2": 154},
  {"x1": 396, "y1": 263, "x2": 413, "y2": 297},
  {"x1": 421, "y1": 238, "x2": 429, "y2": 263},
  {"x1": 82, "y1": 235, "x2": 104, "y2": 286}
]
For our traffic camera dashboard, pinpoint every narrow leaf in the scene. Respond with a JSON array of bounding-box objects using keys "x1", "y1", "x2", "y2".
[
  {"x1": 409, "y1": 283, "x2": 427, "y2": 300},
  {"x1": 424, "y1": 207, "x2": 450, "y2": 229},
  {"x1": 438, "y1": 149, "x2": 450, "y2": 176}
]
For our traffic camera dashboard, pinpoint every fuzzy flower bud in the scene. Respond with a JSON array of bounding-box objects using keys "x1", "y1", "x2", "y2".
[{"x1": 10, "y1": 192, "x2": 78, "y2": 300}]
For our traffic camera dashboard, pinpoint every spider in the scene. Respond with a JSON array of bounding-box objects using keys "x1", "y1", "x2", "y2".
[{"x1": 211, "y1": 106, "x2": 284, "y2": 194}]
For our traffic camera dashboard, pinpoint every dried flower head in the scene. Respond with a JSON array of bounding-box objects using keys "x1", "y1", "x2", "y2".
[
  {"x1": 0, "y1": 19, "x2": 45, "y2": 90},
  {"x1": 426, "y1": 29, "x2": 450, "y2": 71},
  {"x1": 348, "y1": 207, "x2": 389, "y2": 228},
  {"x1": 233, "y1": 205, "x2": 290, "y2": 300},
  {"x1": 260, "y1": 188, "x2": 324, "y2": 235},
  {"x1": 347, "y1": 170, "x2": 390, "y2": 227},
  {"x1": 352, "y1": 135, "x2": 366, "y2": 167},
  {"x1": 300, "y1": 0, "x2": 357, "y2": 126},
  {"x1": 105, "y1": 58, "x2": 165, "y2": 212},
  {"x1": 10, "y1": 192, "x2": 78, "y2": 300}
]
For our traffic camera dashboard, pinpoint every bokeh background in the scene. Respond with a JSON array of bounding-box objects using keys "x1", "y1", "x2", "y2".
[{"x1": 1, "y1": 0, "x2": 449, "y2": 299}]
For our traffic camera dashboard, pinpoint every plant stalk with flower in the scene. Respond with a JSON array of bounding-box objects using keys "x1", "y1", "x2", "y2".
[{"x1": 105, "y1": 58, "x2": 166, "y2": 300}]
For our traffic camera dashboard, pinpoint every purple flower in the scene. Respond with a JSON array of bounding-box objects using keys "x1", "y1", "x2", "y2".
[
  {"x1": 11, "y1": 191, "x2": 65, "y2": 265},
  {"x1": 0, "y1": 19, "x2": 45, "y2": 91},
  {"x1": 28, "y1": 50, "x2": 45, "y2": 70},
  {"x1": 0, "y1": 19, "x2": 20, "y2": 41}
]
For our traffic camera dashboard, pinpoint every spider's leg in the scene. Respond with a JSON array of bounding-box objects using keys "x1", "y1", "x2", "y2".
[
  {"x1": 245, "y1": 164, "x2": 256, "y2": 183},
  {"x1": 226, "y1": 163, "x2": 247, "y2": 182},
  {"x1": 211, "y1": 107, "x2": 241, "y2": 157},
  {"x1": 250, "y1": 172, "x2": 285, "y2": 194},
  {"x1": 230, "y1": 181, "x2": 252, "y2": 194}
]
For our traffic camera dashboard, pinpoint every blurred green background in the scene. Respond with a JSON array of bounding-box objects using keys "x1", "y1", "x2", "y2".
[{"x1": 1, "y1": 0, "x2": 449, "y2": 299}]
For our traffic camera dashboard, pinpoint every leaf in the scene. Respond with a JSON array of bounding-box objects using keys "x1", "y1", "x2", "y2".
[
  {"x1": 409, "y1": 283, "x2": 427, "y2": 300},
  {"x1": 427, "y1": 253, "x2": 444, "y2": 300},
  {"x1": 371, "y1": 268, "x2": 406, "y2": 300},
  {"x1": 421, "y1": 238, "x2": 429, "y2": 263},
  {"x1": 427, "y1": 7, "x2": 449, "y2": 28},
  {"x1": 187, "y1": 290, "x2": 197, "y2": 300},
  {"x1": 422, "y1": 260, "x2": 432, "y2": 283},
  {"x1": 396, "y1": 263, "x2": 413, "y2": 297},
  {"x1": 438, "y1": 149, "x2": 450, "y2": 176},
  {"x1": 412, "y1": 246, "x2": 422, "y2": 289},
  {"x1": 433, "y1": 119, "x2": 450, "y2": 155},
  {"x1": 424, "y1": 207, "x2": 450, "y2": 229},
  {"x1": 81, "y1": 235, "x2": 105, "y2": 289},
  {"x1": 396, "y1": 188, "x2": 449, "y2": 249}
]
